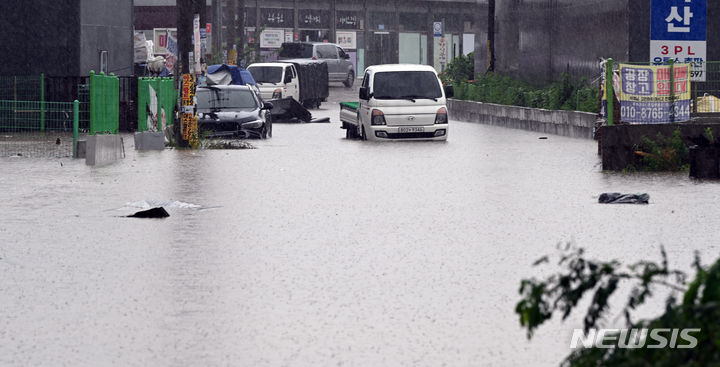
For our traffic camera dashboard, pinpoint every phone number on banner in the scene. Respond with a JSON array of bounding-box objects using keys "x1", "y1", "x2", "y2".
[{"x1": 619, "y1": 101, "x2": 690, "y2": 124}]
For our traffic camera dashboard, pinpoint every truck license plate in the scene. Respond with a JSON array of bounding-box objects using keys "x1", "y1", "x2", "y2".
[{"x1": 398, "y1": 127, "x2": 424, "y2": 133}]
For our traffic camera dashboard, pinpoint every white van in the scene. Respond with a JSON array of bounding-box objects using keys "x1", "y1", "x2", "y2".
[{"x1": 339, "y1": 64, "x2": 453, "y2": 141}]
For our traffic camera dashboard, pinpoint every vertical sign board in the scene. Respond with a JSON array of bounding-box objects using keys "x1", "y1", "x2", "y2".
[
  {"x1": 193, "y1": 14, "x2": 202, "y2": 75},
  {"x1": 181, "y1": 74, "x2": 198, "y2": 147},
  {"x1": 618, "y1": 63, "x2": 691, "y2": 123},
  {"x1": 650, "y1": 0, "x2": 706, "y2": 81}
]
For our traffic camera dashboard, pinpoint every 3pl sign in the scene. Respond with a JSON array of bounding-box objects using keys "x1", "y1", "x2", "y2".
[{"x1": 650, "y1": 0, "x2": 707, "y2": 81}]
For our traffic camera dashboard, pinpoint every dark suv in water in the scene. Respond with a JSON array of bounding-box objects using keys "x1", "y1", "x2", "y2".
[
  {"x1": 196, "y1": 85, "x2": 273, "y2": 139},
  {"x1": 278, "y1": 42, "x2": 356, "y2": 87}
]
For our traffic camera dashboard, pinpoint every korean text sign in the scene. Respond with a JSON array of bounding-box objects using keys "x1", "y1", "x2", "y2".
[
  {"x1": 618, "y1": 64, "x2": 691, "y2": 124},
  {"x1": 650, "y1": 0, "x2": 706, "y2": 81}
]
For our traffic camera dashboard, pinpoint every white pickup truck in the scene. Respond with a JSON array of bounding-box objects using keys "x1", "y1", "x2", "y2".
[
  {"x1": 340, "y1": 64, "x2": 453, "y2": 141},
  {"x1": 247, "y1": 62, "x2": 299, "y2": 101},
  {"x1": 247, "y1": 61, "x2": 329, "y2": 109}
]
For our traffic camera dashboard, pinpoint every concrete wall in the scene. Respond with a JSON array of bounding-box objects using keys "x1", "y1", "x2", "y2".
[
  {"x1": 81, "y1": 0, "x2": 134, "y2": 76},
  {"x1": 448, "y1": 99, "x2": 597, "y2": 139},
  {"x1": 0, "y1": 0, "x2": 133, "y2": 77},
  {"x1": 0, "y1": 1, "x2": 81, "y2": 76},
  {"x1": 486, "y1": 0, "x2": 720, "y2": 87},
  {"x1": 492, "y1": 0, "x2": 629, "y2": 86},
  {"x1": 86, "y1": 135, "x2": 125, "y2": 166}
]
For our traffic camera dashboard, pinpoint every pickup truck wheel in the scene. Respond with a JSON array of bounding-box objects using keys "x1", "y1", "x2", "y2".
[
  {"x1": 345, "y1": 123, "x2": 357, "y2": 139},
  {"x1": 343, "y1": 71, "x2": 354, "y2": 88}
]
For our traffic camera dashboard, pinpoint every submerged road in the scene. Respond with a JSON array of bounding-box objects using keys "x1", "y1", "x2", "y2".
[{"x1": 1, "y1": 83, "x2": 719, "y2": 366}]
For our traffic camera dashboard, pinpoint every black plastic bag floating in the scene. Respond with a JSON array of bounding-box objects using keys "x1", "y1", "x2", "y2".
[
  {"x1": 127, "y1": 207, "x2": 170, "y2": 218},
  {"x1": 598, "y1": 193, "x2": 649, "y2": 204}
]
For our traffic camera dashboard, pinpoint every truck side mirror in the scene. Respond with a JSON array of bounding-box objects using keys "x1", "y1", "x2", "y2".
[
  {"x1": 444, "y1": 85, "x2": 454, "y2": 99},
  {"x1": 343, "y1": 53, "x2": 350, "y2": 59},
  {"x1": 262, "y1": 102, "x2": 274, "y2": 110},
  {"x1": 359, "y1": 87, "x2": 369, "y2": 100}
]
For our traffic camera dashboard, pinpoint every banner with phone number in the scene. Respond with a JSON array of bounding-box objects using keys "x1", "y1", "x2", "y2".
[{"x1": 618, "y1": 63, "x2": 691, "y2": 124}]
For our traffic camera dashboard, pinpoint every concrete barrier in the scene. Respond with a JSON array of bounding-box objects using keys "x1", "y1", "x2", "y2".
[
  {"x1": 447, "y1": 99, "x2": 597, "y2": 139},
  {"x1": 600, "y1": 123, "x2": 720, "y2": 171},
  {"x1": 86, "y1": 135, "x2": 124, "y2": 166},
  {"x1": 133, "y1": 131, "x2": 165, "y2": 150}
]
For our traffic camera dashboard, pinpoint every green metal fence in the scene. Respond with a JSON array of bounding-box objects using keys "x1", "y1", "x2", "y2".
[
  {"x1": 0, "y1": 75, "x2": 43, "y2": 101},
  {"x1": 0, "y1": 100, "x2": 84, "y2": 158},
  {"x1": 693, "y1": 61, "x2": 720, "y2": 113},
  {"x1": 89, "y1": 71, "x2": 119, "y2": 134},
  {"x1": 137, "y1": 77, "x2": 176, "y2": 132}
]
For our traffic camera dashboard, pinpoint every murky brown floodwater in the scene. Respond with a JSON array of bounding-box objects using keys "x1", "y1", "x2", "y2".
[{"x1": 2, "y1": 86, "x2": 719, "y2": 366}]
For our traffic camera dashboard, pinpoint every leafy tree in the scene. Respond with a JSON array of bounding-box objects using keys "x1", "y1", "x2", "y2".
[
  {"x1": 440, "y1": 52, "x2": 475, "y2": 84},
  {"x1": 517, "y1": 244, "x2": 720, "y2": 366}
]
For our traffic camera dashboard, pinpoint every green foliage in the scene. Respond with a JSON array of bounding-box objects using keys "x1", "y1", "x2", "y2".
[
  {"x1": 452, "y1": 72, "x2": 599, "y2": 113},
  {"x1": 636, "y1": 129, "x2": 689, "y2": 171},
  {"x1": 704, "y1": 127, "x2": 715, "y2": 145},
  {"x1": 517, "y1": 244, "x2": 720, "y2": 366},
  {"x1": 439, "y1": 52, "x2": 475, "y2": 84}
]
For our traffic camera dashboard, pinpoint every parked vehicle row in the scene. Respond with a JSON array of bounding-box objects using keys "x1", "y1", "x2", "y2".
[{"x1": 197, "y1": 43, "x2": 453, "y2": 142}]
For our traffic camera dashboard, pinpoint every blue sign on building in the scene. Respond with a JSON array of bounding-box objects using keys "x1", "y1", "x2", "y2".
[
  {"x1": 650, "y1": 0, "x2": 707, "y2": 81},
  {"x1": 650, "y1": 0, "x2": 706, "y2": 41}
]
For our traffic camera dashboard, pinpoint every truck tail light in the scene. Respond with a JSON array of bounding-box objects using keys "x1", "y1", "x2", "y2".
[
  {"x1": 371, "y1": 109, "x2": 386, "y2": 125},
  {"x1": 434, "y1": 107, "x2": 448, "y2": 124}
]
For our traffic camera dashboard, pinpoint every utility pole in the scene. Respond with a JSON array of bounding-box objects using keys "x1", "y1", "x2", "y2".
[
  {"x1": 176, "y1": 0, "x2": 206, "y2": 75},
  {"x1": 212, "y1": 0, "x2": 222, "y2": 56},
  {"x1": 487, "y1": 0, "x2": 496, "y2": 72},
  {"x1": 176, "y1": 0, "x2": 206, "y2": 148},
  {"x1": 236, "y1": 0, "x2": 245, "y2": 65}
]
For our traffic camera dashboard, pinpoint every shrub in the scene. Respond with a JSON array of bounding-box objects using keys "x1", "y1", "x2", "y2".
[
  {"x1": 442, "y1": 53, "x2": 599, "y2": 113},
  {"x1": 636, "y1": 129, "x2": 689, "y2": 171}
]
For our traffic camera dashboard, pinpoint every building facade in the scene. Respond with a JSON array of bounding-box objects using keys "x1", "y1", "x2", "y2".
[{"x1": 134, "y1": 0, "x2": 480, "y2": 74}]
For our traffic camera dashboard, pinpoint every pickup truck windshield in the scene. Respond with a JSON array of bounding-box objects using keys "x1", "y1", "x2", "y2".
[
  {"x1": 279, "y1": 44, "x2": 313, "y2": 58},
  {"x1": 196, "y1": 88, "x2": 258, "y2": 110},
  {"x1": 372, "y1": 71, "x2": 443, "y2": 100},
  {"x1": 248, "y1": 66, "x2": 283, "y2": 83}
]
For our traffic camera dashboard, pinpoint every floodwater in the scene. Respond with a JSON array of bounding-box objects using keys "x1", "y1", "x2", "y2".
[{"x1": 1, "y1": 86, "x2": 720, "y2": 366}]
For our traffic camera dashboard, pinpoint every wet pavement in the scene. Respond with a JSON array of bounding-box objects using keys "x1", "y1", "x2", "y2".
[{"x1": 1, "y1": 84, "x2": 720, "y2": 366}]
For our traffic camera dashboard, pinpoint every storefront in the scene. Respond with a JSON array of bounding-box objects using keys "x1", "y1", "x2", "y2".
[{"x1": 231, "y1": 0, "x2": 478, "y2": 75}]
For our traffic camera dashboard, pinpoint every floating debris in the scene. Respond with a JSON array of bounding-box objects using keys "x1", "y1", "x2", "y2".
[
  {"x1": 598, "y1": 193, "x2": 649, "y2": 204},
  {"x1": 127, "y1": 207, "x2": 170, "y2": 218}
]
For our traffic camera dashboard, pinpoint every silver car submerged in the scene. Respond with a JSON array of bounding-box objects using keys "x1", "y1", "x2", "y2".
[{"x1": 278, "y1": 42, "x2": 356, "y2": 87}]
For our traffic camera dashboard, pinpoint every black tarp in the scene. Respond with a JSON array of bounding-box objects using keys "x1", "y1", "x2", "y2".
[
  {"x1": 598, "y1": 193, "x2": 649, "y2": 204},
  {"x1": 269, "y1": 97, "x2": 312, "y2": 122},
  {"x1": 274, "y1": 59, "x2": 329, "y2": 102}
]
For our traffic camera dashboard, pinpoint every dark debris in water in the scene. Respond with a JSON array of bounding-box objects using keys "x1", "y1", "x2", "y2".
[
  {"x1": 127, "y1": 207, "x2": 170, "y2": 218},
  {"x1": 598, "y1": 192, "x2": 649, "y2": 204},
  {"x1": 201, "y1": 140, "x2": 255, "y2": 150}
]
